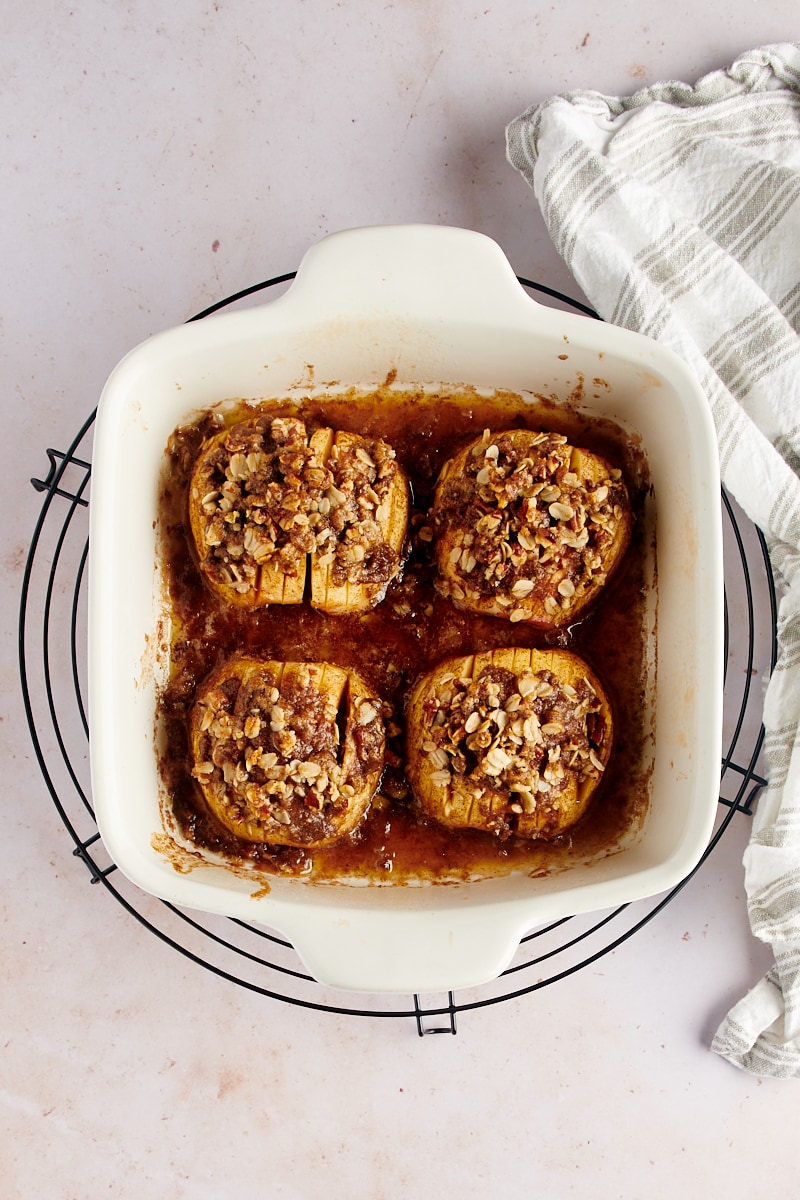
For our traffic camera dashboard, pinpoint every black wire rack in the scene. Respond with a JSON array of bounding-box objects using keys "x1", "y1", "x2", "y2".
[{"x1": 18, "y1": 274, "x2": 778, "y2": 1035}]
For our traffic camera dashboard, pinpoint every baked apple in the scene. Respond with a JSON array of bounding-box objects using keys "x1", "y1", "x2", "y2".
[
  {"x1": 190, "y1": 657, "x2": 385, "y2": 847},
  {"x1": 189, "y1": 414, "x2": 408, "y2": 613},
  {"x1": 431, "y1": 429, "x2": 631, "y2": 630},
  {"x1": 406, "y1": 646, "x2": 612, "y2": 840}
]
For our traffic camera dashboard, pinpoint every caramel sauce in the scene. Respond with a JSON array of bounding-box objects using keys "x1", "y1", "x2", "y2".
[{"x1": 156, "y1": 386, "x2": 654, "y2": 885}]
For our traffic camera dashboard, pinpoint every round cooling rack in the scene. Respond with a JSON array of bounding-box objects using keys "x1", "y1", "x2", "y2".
[{"x1": 18, "y1": 274, "x2": 778, "y2": 1035}]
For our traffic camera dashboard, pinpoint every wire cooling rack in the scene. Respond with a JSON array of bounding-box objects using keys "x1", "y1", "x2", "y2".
[{"x1": 18, "y1": 275, "x2": 778, "y2": 1035}]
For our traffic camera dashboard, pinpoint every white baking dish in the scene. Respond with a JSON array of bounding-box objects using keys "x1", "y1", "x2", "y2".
[{"x1": 89, "y1": 224, "x2": 723, "y2": 993}]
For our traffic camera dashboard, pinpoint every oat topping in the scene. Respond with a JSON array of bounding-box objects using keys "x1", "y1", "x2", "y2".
[
  {"x1": 418, "y1": 664, "x2": 607, "y2": 820},
  {"x1": 432, "y1": 429, "x2": 631, "y2": 626},
  {"x1": 318, "y1": 433, "x2": 403, "y2": 588},
  {"x1": 190, "y1": 659, "x2": 385, "y2": 846},
  {"x1": 190, "y1": 415, "x2": 406, "y2": 604},
  {"x1": 193, "y1": 415, "x2": 322, "y2": 595}
]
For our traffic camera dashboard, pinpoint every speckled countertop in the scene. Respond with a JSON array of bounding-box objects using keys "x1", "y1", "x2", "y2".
[{"x1": 3, "y1": 5, "x2": 797, "y2": 1197}]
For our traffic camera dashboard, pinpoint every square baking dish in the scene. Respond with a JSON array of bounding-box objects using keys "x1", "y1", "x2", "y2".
[{"x1": 89, "y1": 224, "x2": 723, "y2": 993}]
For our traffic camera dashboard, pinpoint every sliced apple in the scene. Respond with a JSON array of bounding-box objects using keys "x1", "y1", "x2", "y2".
[
  {"x1": 405, "y1": 646, "x2": 613, "y2": 841},
  {"x1": 188, "y1": 415, "x2": 315, "y2": 608},
  {"x1": 188, "y1": 416, "x2": 408, "y2": 613},
  {"x1": 431, "y1": 429, "x2": 632, "y2": 630},
  {"x1": 308, "y1": 428, "x2": 409, "y2": 615},
  {"x1": 189, "y1": 656, "x2": 385, "y2": 847}
]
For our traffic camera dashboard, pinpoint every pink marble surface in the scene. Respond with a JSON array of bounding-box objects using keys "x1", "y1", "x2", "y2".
[{"x1": 3, "y1": 4, "x2": 797, "y2": 1196}]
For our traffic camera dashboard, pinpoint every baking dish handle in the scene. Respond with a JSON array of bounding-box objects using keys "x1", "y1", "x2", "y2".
[
  {"x1": 278, "y1": 223, "x2": 541, "y2": 326},
  {"x1": 274, "y1": 899, "x2": 531, "y2": 995}
]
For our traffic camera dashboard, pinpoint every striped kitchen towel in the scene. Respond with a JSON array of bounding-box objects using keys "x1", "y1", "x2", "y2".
[{"x1": 507, "y1": 43, "x2": 800, "y2": 1078}]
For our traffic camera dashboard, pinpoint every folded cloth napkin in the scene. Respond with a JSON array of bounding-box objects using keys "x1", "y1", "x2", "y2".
[{"x1": 506, "y1": 43, "x2": 800, "y2": 1078}]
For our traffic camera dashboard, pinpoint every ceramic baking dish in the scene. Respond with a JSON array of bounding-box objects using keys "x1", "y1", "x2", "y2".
[{"x1": 88, "y1": 224, "x2": 723, "y2": 993}]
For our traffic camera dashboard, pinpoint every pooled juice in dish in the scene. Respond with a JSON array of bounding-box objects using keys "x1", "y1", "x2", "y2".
[{"x1": 155, "y1": 384, "x2": 654, "y2": 885}]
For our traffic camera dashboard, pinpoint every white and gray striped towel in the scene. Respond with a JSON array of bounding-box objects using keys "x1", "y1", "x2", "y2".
[{"x1": 507, "y1": 43, "x2": 800, "y2": 1078}]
